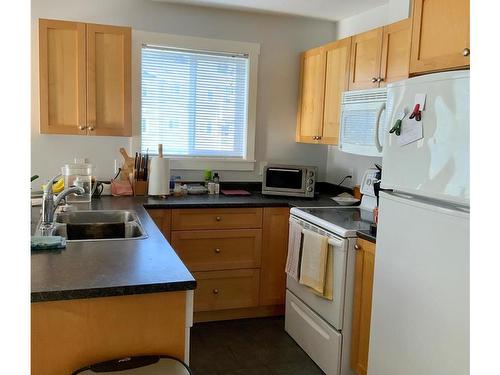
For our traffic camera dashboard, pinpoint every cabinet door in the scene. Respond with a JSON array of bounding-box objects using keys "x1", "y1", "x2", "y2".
[
  {"x1": 86, "y1": 23, "x2": 131, "y2": 136},
  {"x1": 351, "y1": 238, "x2": 376, "y2": 375},
  {"x1": 321, "y1": 38, "x2": 351, "y2": 145},
  {"x1": 39, "y1": 19, "x2": 87, "y2": 135},
  {"x1": 410, "y1": 0, "x2": 470, "y2": 74},
  {"x1": 296, "y1": 46, "x2": 326, "y2": 143},
  {"x1": 147, "y1": 209, "x2": 172, "y2": 241},
  {"x1": 348, "y1": 28, "x2": 383, "y2": 90},
  {"x1": 380, "y1": 19, "x2": 411, "y2": 87},
  {"x1": 259, "y1": 207, "x2": 290, "y2": 306}
]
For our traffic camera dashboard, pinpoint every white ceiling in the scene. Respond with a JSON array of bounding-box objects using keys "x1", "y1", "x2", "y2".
[{"x1": 153, "y1": 0, "x2": 389, "y2": 21}]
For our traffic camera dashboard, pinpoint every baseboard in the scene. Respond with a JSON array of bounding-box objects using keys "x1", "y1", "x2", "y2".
[{"x1": 194, "y1": 304, "x2": 284, "y2": 323}]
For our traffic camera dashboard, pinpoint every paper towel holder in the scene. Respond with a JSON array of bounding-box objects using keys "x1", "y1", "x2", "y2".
[{"x1": 147, "y1": 143, "x2": 170, "y2": 198}]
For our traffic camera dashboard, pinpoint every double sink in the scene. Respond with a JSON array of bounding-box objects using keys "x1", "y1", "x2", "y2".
[{"x1": 38, "y1": 210, "x2": 147, "y2": 241}]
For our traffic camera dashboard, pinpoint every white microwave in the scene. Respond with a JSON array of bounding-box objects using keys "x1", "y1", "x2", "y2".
[{"x1": 339, "y1": 88, "x2": 387, "y2": 157}]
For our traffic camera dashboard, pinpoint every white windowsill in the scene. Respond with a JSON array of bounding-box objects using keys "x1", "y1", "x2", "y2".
[{"x1": 167, "y1": 157, "x2": 256, "y2": 171}]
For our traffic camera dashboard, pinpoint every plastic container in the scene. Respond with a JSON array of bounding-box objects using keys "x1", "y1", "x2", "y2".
[{"x1": 62, "y1": 162, "x2": 93, "y2": 203}]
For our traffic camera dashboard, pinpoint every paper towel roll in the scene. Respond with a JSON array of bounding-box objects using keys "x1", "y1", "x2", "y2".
[{"x1": 148, "y1": 157, "x2": 170, "y2": 196}]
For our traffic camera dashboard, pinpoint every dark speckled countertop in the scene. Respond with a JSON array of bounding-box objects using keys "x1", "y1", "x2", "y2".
[{"x1": 32, "y1": 191, "x2": 340, "y2": 303}]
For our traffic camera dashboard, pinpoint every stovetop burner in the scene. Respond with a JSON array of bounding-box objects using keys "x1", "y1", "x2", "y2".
[{"x1": 291, "y1": 206, "x2": 375, "y2": 237}]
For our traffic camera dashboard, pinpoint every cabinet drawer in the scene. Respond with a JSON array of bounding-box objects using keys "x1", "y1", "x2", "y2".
[
  {"x1": 171, "y1": 229, "x2": 262, "y2": 271},
  {"x1": 193, "y1": 269, "x2": 260, "y2": 312},
  {"x1": 171, "y1": 208, "x2": 263, "y2": 230}
]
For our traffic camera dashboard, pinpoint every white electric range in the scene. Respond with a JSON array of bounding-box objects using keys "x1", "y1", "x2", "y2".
[{"x1": 285, "y1": 169, "x2": 378, "y2": 375}]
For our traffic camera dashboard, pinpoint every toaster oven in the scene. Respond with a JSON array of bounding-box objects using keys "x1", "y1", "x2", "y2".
[{"x1": 262, "y1": 164, "x2": 317, "y2": 198}]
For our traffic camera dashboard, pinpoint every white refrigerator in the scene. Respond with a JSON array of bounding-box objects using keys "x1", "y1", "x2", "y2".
[{"x1": 368, "y1": 71, "x2": 469, "y2": 375}]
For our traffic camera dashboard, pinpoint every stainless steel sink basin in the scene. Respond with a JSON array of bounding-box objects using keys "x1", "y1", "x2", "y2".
[
  {"x1": 55, "y1": 210, "x2": 138, "y2": 224},
  {"x1": 37, "y1": 210, "x2": 147, "y2": 242},
  {"x1": 52, "y1": 222, "x2": 145, "y2": 241}
]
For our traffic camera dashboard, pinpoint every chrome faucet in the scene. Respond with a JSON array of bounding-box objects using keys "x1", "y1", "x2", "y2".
[{"x1": 40, "y1": 174, "x2": 85, "y2": 234}]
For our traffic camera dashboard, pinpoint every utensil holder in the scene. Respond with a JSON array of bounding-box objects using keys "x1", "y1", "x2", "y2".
[{"x1": 133, "y1": 180, "x2": 148, "y2": 196}]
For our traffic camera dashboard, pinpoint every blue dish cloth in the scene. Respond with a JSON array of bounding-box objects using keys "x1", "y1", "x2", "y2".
[{"x1": 31, "y1": 236, "x2": 66, "y2": 250}]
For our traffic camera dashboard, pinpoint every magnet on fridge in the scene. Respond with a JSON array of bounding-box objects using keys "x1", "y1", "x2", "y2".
[{"x1": 409, "y1": 104, "x2": 422, "y2": 121}]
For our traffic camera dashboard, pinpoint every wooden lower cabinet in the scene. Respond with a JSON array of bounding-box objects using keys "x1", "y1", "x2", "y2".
[
  {"x1": 147, "y1": 209, "x2": 172, "y2": 241},
  {"x1": 31, "y1": 291, "x2": 188, "y2": 375},
  {"x1": 260, "y1": 207, "x2": 290, "y2": 306},
  {"x1": 171, "y1": 229, "x2": 262, "y2": 271},
  {"x1": 350, "y1": 238, "x2": 376, "y2": 375},
  {"x1": 192, "y1": 269, "x2": 260, "y2": 312},
  {"x1": 152, "y1": 206, "x2": 290, "y2": 322}
]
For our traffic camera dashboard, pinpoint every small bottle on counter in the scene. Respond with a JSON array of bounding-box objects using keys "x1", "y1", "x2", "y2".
[
  {"x1": 207, "y1": 182, "x2": 215, "y2": 195},
  {"x1": 214, "y1": 183, "x2": 220, "y2": 195},
  {"x1": 213, "y1": 172, "x2": 220, "y2": 184}
]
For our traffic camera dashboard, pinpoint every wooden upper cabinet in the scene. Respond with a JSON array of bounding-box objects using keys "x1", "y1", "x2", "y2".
[
  {"x1": 380, "y1": 18, "x2": 411, "y2": 86},
  {"x1": 351, "y1": 238, "x2": 376, "y2": 375},
  {"x1": 39, "y1": 19, "x2": 87, "y2": 135},
  {"x1": 322, "y1": 38, "x2": 351, "y2": 144},
  {"x1": 348, "y1": 28, "x2": 383, "y2": 90},
  {"x1": 296, "y1": 46, "x2": 326, "y2": 143},
  {"x1": 86, "y1": 24, "x2": 131, "y2": 136},
  {"x1": 410, "y1": 0, "x2": 470, "y2": 74},
  {"x1": 39, "y1": 19, "x2": 131, "y2": 136}
]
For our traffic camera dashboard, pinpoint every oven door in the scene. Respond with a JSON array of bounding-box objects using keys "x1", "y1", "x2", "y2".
[
  {"x1": 286, "y1": 216, "x2": 349, "y2": 330},
  {"x1": 262, "y1": 166, "x2": 306, "y2": 195}
]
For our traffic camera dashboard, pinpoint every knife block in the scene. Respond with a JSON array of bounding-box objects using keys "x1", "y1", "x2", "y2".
[{"x1": 132, "y1": 180, "x2": 148, "y2": 196}]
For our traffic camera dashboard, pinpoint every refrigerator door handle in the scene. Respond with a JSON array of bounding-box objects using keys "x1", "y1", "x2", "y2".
[{"x1": 374, "y1": 102, "x2": 386, "y2": 152}]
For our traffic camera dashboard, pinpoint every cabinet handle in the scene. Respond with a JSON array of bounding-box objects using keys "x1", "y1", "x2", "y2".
[
  {"x1": 371, "y1": 77, "x2": 378, "y2": 83},
  {"x1": 212, "y1": 288, "x2": 219, "y2": 294},
  {"x1": 78, "y1": 125, "x2": 87, "y2": 131},
  {"x1": 377, "y1": 77, "x2": 384, "y2": 83},
  {"x1": 216, "y1": 216, "x2": 222, "y2": 221},
  {"x1": 462, "y1": 48, "x2": 470, "y2": 57},
  {"x1": 88, "y1": 126, "x2": 95, "y2": 131},
  {"x1": 214, "y1": 248, "x2": 221, "y2": 254},
  {"x1": 354, "y1": 244, "x2": 361, "y2": 250},
  {"x1": 317, "y1": 136, "x2": 322, "y2": 140}
]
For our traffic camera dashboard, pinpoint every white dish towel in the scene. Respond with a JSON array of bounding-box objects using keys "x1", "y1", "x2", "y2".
[
  {"x1": 299, "y1": 229, "x2": 329, "y2": 294},
  {"x1": 285, "y1": 220, "x2": 302, "y2": 281}
]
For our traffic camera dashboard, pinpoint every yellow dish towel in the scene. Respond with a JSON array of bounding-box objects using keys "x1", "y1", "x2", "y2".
[
  {"x1": 312, "y1": 248, "x2": 333, "y2": 300},
  {"x1": 299, "y1": 229, "x2": 329, "y2": 294}
]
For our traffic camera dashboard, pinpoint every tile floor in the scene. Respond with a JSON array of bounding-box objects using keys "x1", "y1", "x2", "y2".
[{"x1": 189, "y1": 316, "x2": 325, "y2": 375}]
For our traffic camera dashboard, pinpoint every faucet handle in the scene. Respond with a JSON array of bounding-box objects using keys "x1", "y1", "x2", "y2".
[{"x1": 43, "y1": 174, "x2": 62, "y2": 195}]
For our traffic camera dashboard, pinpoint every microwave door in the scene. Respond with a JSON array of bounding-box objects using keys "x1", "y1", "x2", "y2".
[
  {"x1": 339, "y1": 103, "x2": 386, "y2": 157},
  {"x1": 265, "y1": 168, "x2": 305, "y2": 193}
]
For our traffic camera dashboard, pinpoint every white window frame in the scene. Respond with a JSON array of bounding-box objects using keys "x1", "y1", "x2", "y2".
[{"x1": 131, "y1": 30, "x2": 260, "y2": 171}]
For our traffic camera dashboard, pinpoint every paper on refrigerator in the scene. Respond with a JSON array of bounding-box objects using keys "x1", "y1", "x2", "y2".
[{"x1": 398, "y1": 117, "x2": 423, "y2": 146}]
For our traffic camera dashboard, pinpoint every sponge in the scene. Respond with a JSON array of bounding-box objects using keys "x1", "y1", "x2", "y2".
[{"x1": 31, "y1": 236, "x2": 66, "y2": 251}]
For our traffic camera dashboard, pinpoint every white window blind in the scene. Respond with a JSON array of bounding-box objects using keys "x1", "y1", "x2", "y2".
[{"x1": 141, "y1": 45, "x2": 249, "y2": 158}]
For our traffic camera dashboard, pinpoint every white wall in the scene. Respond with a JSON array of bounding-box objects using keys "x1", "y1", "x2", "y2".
[
  {"x1": 31, "y1": 0, "x2": 335, "y2": 184},
  {"x1": 326, "y1": 0, "x2": 411, "y2": 187}
]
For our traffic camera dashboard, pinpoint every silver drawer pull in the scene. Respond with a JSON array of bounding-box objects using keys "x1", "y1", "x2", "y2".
[
  {"x1": 214, "y1": 248, "x2": 221, "y2": 254},
  {"x1": 212, "y1": 288, "x2": 219, "y2": 294},
  {"x1": 216, "y1": 216, "x2": 222, "y2": 221}
]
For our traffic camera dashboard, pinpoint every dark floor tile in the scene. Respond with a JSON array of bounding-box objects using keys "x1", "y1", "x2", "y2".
[
  {"x1": 190, "y1": 317, "x2": 324, "y2": 375},
  {"x1": 267, "y1": 361, "x2": 325, "y2": 375},
  {"x1": 220, "y1": 365, "x2": 272, "y2": 375}
]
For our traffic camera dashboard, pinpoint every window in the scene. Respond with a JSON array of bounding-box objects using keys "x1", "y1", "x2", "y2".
[{"x1": 141, "y1": 45, "x2": 249, "y2": 159}]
